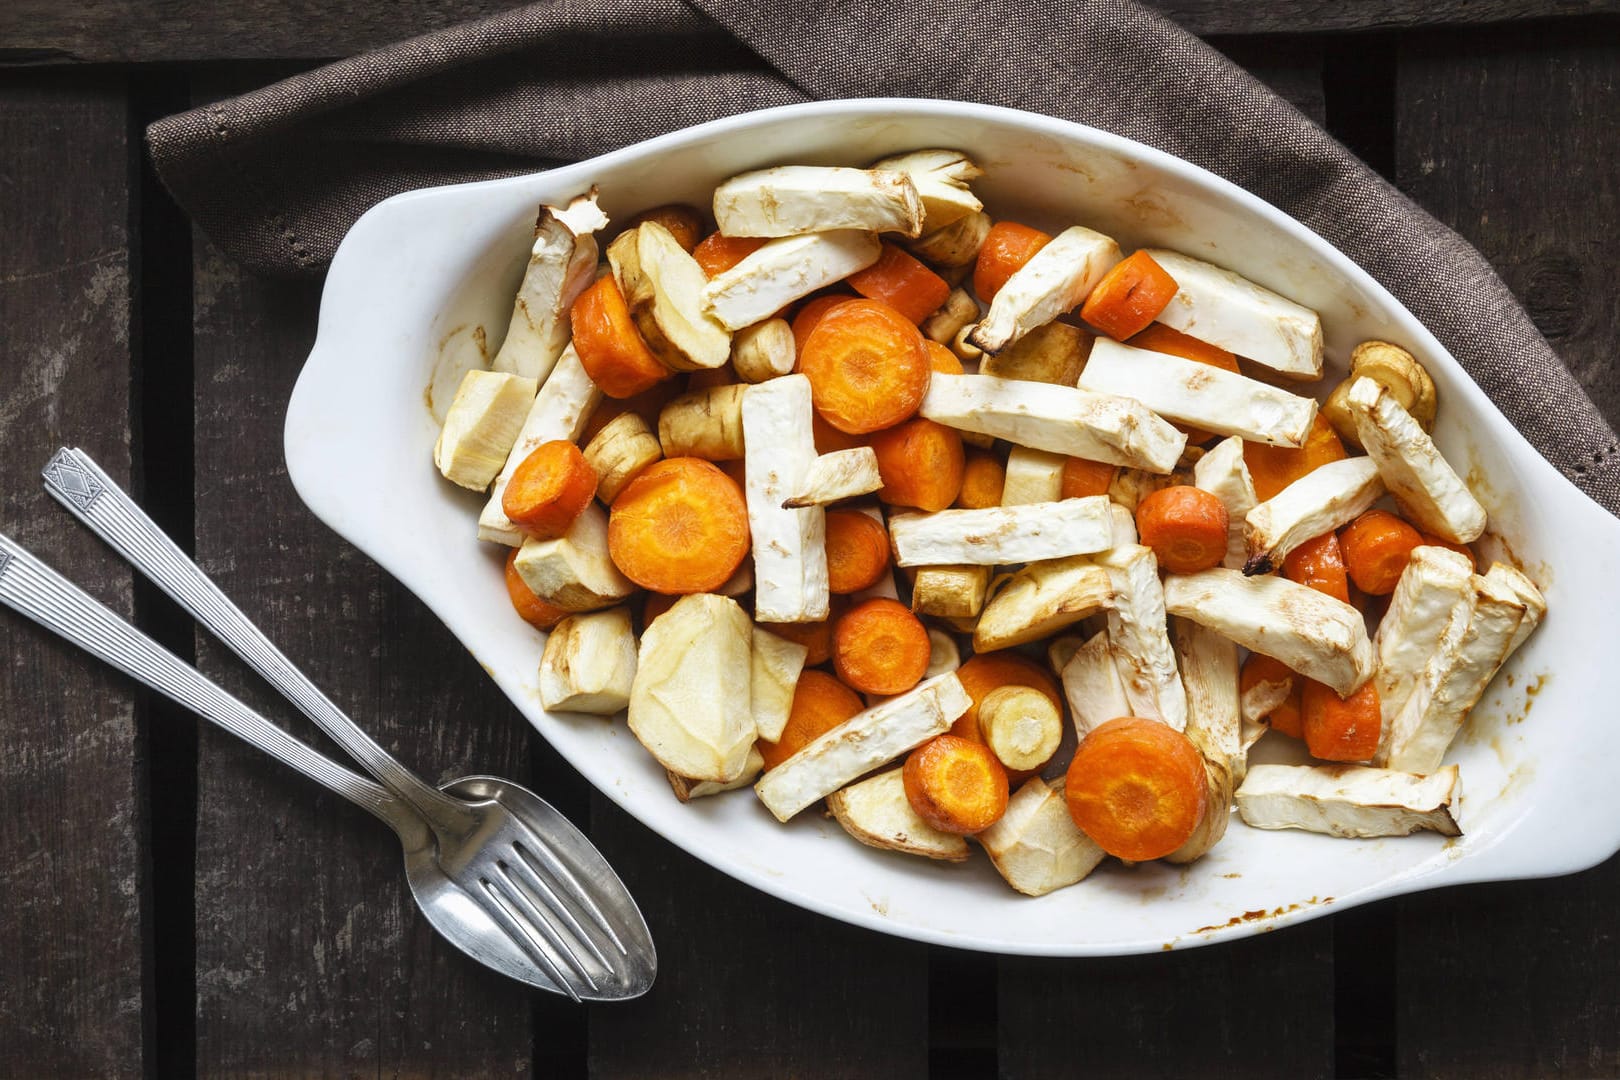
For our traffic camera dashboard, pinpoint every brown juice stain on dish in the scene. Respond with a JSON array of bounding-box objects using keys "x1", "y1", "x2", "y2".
[{"x1": 1190, "y1": 896, "x2": 1333, "y2": 936}]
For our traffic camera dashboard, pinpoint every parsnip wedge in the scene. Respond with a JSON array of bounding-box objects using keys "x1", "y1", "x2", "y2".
[
  {"x1": 1372, "y1": 546, "x2": 1476, "y2": 744},
  {"x1": 1108, "y1": 503, "x2": 1139, "y2": 547},
  {"x1": 980, "y1": 686, "x2": 1063, "y2": 771},
  {"x1": 513, "y1": 502, "x2": 635, "y2": 613},
  {"x1": 1165, "y1": 756, "x2": 1233, "y2": 865},
  {"x1": 1061, "y1": 630, "x2": 1131, "y2": 737},
  {"x1": 751, "y1": 626, "x2": 809, "y2": 744},
  {"x1": 742, "y1": 374, "x2": 829, "y2": 623},
  {"x1": 782, "y1": 447, "x2": 883, "y2": 508},
  {"x1": 1145, "y1": 248, "x2": 1323, "y2": 378},
  {"x1": 658, "y1": 383, "x2": 746, "y2": 460},
  {"x1": 1242, "y1": 457, "x2": 1385, "y2": 574},
  {"x1": 978, "y1": 778, "x2": 1106, "y2": 896},
  {"x1": 973, "y1": 556, "x2": 1113, "y2": 652},
  {"x1": 479, "y1": 343, "x2": 603, "y2": 545},
  {"x1": 1172, "y1": 616, "x2": 1245, "y2": 783},
  {"x1": 919, "y1": 373, "x2": 1185, "y2": 473},
  {"x1": 1094, "y1": 545, "x2": 1187, "y2": 730},
  {"x1": 969, "y1": 226, "x2": 1123, "y2": 353},
  {"x1": 826, "y1": 767, "x2": 970, "y2": 862},
  {"x1": 907, "y1": 209, "x2": 991, "y2": 269},
  {"x1": 702, "y1": 230, "x2": 883, "y2": 331},
  {"x1": 582, "y1": 411, "x2": 662, "y2": 505},
  {"x1": 714, "y1": 166, "x2": 924, "y2": 238},
  {"x1": 754, "y1": 672, "x2": 972, "y2": 822},
  {"x1": 629, "y1": 593, "x2": 756, "y2": 783},
  {"x1": 433, "y1": 370, "x2": 537, "y2": 491},
  {"x1": 979, "y1": 321, "x2": 1092, "y2": 387},
  {"x1": 1001, "y1": 446, "x2": 1067, "y2": 506},
  {"x1": 492, "y1": 191, "x2": 607, "y2": 381},
  {"x1": 1193, "y1": 436, "x2": 1258, "y2": 570},
  {"x1": 921, "y1": 288, "x2": 980, "y2": 346},
  {"x1": 538, "y1": 607, "x2": 637, "y2": 715},
  {"x1": 911, "y1": 564, "x2": 992, "y2": 618},
  {"x1": 867, "y1": 148, "x2": 983, "y2": 232},
  {"x1": 889, "y1": 497, "x2": 1113, "y2": 567},
  {"x1": 608, "y1": 221, "x2": 732, "y2": 372},
  {"x1": 1482, "y1": 562, "x2": 1546, "y2": 657},
  {"x1": 730, "y1": 318, "x2": 796, "y2": 383},
  {"x1": 1236, "y1": 764, "x2": 1462, "y2": 839},
  {"x1": 668, "y1": 747, "x2": 764, "y2": 803},
  {"x1": 1348, "y1": 377, "x2": 1487, "y2": 543},
  {"x1": 1163, "y1": 569, "x2": 1375, "y2": 697},
  {"x1": 924, "y1": 628, "x2": 962, "y2": 678},
  {"x1": 1078, "y1": 338, "x2": 1317, "y2": 447}
]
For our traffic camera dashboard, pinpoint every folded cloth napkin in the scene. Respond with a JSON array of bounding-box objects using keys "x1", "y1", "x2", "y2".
[{"x1": 146, "y1": 0, "x2": 1620, "y2": 512}]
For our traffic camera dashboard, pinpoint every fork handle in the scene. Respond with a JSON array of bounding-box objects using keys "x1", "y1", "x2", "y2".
[
  {"x1": 42, "y1": 448, "x2": 478, "y2": 836},
  {"x1": 0, "y1": 533, "x2": 421, "y2": 838}
]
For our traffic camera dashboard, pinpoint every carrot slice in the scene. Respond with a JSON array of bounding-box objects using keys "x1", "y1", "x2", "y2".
[
  {"x1": 1302, "y1": 679, "x2": 1381, "y2": 762},
  {"x1": 952, "y1": 654, "x2": 1063, "y2": 745},
  {"x1": 1080, "y1": 251, "x2": 1179, "y2": 341},
  {"x1": 902, "y1": 735, "x2": 1010, "y2": 834},
  {"x1": 1420, "y1": 532, "x2": 1478, "y2": 571},
  {"x1": 504, "y1": 548, "x2": 567, "y2": 630},
  {"x1": 501, "y1": 440, "x2": 599, "y2": 540},
  {"x1": 973, "y1": 222, "x2": 1052, "y2": 303},
  {"x1": 957, "y1": 450, "x2": 1006, "y2": 509},
  {"x1": 924, "y1": 339, "x2": 964, "y2": 375},
  {"x1": 1282, "y1": 531, "x2": 1351, "y2": 603},
  {"x1": 1240, "y1": 653, "x2": 1302, "y2": 738},
  {"x1": 571, "y1": 274, "x2": 672, "y2": 399},
  {"x1": 1064, "y1": 716, "x2": 1209, "y2": 861},
  {"x1": 832, "y1": 597, "x2": 931, "y2": 696},
  {"x1": 1340, "y1": 510, "x2": 1424, "y2": 595},
  {"x1": 847, "y1": 242, "x2": 952, "y2": 324},
  {"x1": 824, "y1": 510, "x2": 892, "y2": 595},
  {"x1": 693, "y1": 233, "x2": 767, "y2": 278},
  {"x1": 1244, "y1": 413, "x2": 1348, "y2": 502},
  {"x1": 1135, "y1": 485, "x2": 1230, "y2": 574},
  {"x1": 763, "y1": 595, "x2": 846, "y2": 668},
  {"x1": 607, "y1": 457, "x2": 750, "y2": 593},
  {"x1": 1060, "y1": 456, "x2": 1117, "y2": 500},
  {"x1": 799, "y1": 299, "x2": 932, "y2": 434},
  {"x1": 791, "y1": 294, "x2": 857, "y2": 358},
  {"x1": 868, "y1": 418, "x2": 964, "y2": 512},
  {"x1": 811, "y1": 412, "x2": 866, "y2": 455},
  {"x1": 758, "y1": 669, "x2": 865, "y2": 770},
  {"x1": 622, "y1": 204, "x2": 705, "y2": 252}
]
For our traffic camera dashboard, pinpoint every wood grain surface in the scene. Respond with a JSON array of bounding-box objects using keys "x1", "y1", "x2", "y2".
[{"x1": 0, "y1": 72, "x2": 145, "y2": 1079}]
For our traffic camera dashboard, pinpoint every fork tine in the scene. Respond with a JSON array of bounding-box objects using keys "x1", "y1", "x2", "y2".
[
  {"x1": 514, "y1": 836, "x2": 629, "y2": 957},
  {"x1": 507, "y1": 843, "x2": 613, "y2": 971},
  {"x1": 493, "y1": 859, "x2": 599, "y2": 994},
  {"x1": 479, "y1": 875, "x2": 583, "y2": 1003}
]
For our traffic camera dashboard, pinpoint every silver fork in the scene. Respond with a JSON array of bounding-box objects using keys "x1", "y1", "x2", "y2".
[{"x1": 37, "y1": 448, "x2": 654, "y2": 1000}]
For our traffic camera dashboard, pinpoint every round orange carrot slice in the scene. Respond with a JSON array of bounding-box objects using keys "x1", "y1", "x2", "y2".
[
  {"x1": 1135, "y1": 485, "x2": 1229, "y2": 574},
  {"x1": 758, "y1": 669, "x2": 864, "y2": 770},
  {"x1": 824, "y1": 510, "x2": 892, "y2": 595},
  {"x1": 1340, "y1": 509, "x2": 1424, "y2": 595},
  {"x1": 1302, "y1": 679, "x2": 1381, "y2": 762},
  {"x1": 1080, "y1": 250, "x2": 1179, "y2": 341},
  {"x1": 902, "y1": 735, "x2": 1010, "y2": 834},
  {"x1": 1064, "y1": 717, "x2": 1209, "y2": 861},
  {"x1": 847, "y1": 242, "x2": 952, "y2": 324},
  {"x1": 973, "y1": 222, "x2": 1052, "y2": 303},
  {"x1": 572, "y1": 274, "x2": 672, "y2": 399},
  {"x1": 1060, "y1": 456, "x2": 1117, "y2": 500},
  {"x1": 607, "y1": 457, "x2": 749, "y2": 594},
  {"x1": 502, "y1": 439, "x2": 598, "y2": 540},
  {"x1": 832, "y1": 597, "x2": 931, "y2": 696},
  {"x1": 798, "y1": 299, "x2": 932, "y2": 434},
  {"x1": 1282, "y1": 531, "x2": 1351, "y2": 603},
  {"x1": 868, "y1": 418, "x2": 964, "y2": 512},
  {"x1": 956, "y1": 450, "x2": 1006, "y2": 509}
]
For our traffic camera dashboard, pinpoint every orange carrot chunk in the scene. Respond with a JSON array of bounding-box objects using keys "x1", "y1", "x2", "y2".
[
  {"x1": 1282, "y1": 530, "x2": 1351, "y2": 603},
  {"x1": 1240, "y1": 653, "x2": 1303, "y2": 738},
  {"x1": 791, "y1": 294, "x2": 857, "y2": 357},
  {"x1": 824, "y1": 510, "x2": 892, "y2": 595},
  {"x1": 693, "y1": 233, "x2": 768, "y2": 278},
  {"x1": 924, "y1": 339, "x2": 965, "y2": 375},
  {"x1": 504, "y1": 548, "x2": 567, "y2": 630},
  {"x1": 811, "y1": 412, "x2": 866, "y2": 455},
  {"x1": 1064, "y1": 717, "x2": 1209, "y2": 861},
  {"x1": 758, "y1": 669, "x2": 865, "y2": 770},
  {"x1": 1060, "y1": 456, "x2": 1117, "y2": 500},
  {"x1": 571, "y1": 274, "x2": 673, "y2": 399},
  {"x1": 903, "y1": 735, "x2": 1010, "y2": 834},
  {"x1": 847, "y1": 242, "x2": 952, "y2": 325},
  {"x1": 622, "y1": 205, "x2": 705, "y2": 252},
  {"x1": 799, "y1": 299, "x2": 933, "y2": 434},
  {"x1": 1341, "y1": 509, "x2": 1424, "y2": 596},
  {"x1": 957, "y1": 450, "x2": 1007, "y2": 509},
  {"x1": 833, "y1": 598, "x2": 932, "y2": 696},
  {"x1": 868, "y1": 418, "x2": 964, "y2": 512},
  {"x1": 607, "y1": 457, "x2": 750, "y2": 594},
  {"x1": 1244, "y1": 413, "x2": 1348, "y2": 502},
  {"x1": 501, "y1": 440, "x2": 599, "y2": 540},
  {"x1": 1135, "y1": 485, "x2": 1230, "y2": 574},
  {"x1": 1302, "y1": 679, "x2": 1382, "y2": 762},
  {"x1": 1080, "y1": 251, "x2": 1180, "y2": 341},
  {"x1": 973, "y1": 222, "x2": 1052, "y2": 303}
]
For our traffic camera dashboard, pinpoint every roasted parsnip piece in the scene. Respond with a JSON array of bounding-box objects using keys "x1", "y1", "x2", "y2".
[
  {"x1": 826, "y1": 767, "x2": 970, "y2": 862},
  {"x1": 538, "y1": 607, "x2": 637, "y2": 715},
  {"x1": 492, "y1": 191, "x2": 608, "y2": 381},
  {"x1": 979, "y1": 321, "x2": 1092, "y2": 387},
  {"x1": 608, "y1": 221, "x2": 733, "y2": 372},
  {"x1": 433, "y1": 370, "x2": 537, "y2": 491},
  {"x1": 513, "y1": 502, "x2": 635, "y2": 612},
  {"x1": 919, "y1": 373, "x2": 1186, "y2": 473},
  {"x1": 979, "y1": 685, "x2": 1063, "y2": 771},
  {"x1": 1163, "y1": 569, "x2": 1375, "y2": 697},
  {"x1": 911, "y1": 564, "x2": 992, "y2": 618},
  {"x1": 1242, "y1": 457, "x2": 1385, "y2": 574},
  {"x1": 752, "y1": 626, "x2": 810, "y2": 744},
  {"x1": 1323, "y1": 341, "x2": 1438, "y2": 446},
  {"x1": 1145, "y1": 248, "x2": 1323, "y2": 379},
  {"x1": 1372, "y1": 546, "x2": 1476, "y2": 744},
  {"x1": 658, "y1": 383, "x2": 747, "y2": 460},
  {"x1": 702, "y1": 230, "x2": 883, "y2": 331},
  {"x1": 973, "y1": 556, "x2": 1113, "y2": 652},
  {"x1": 867, "y1": 148, "x2": 983, "y2": 232},
  {"x1": 921, "y1": 288, "x2": 981, "y2": 346},
  {"x1": 782, "y1": 447, "x2": 884, "y2": 508},
  {"x1": 889, "y1": 497, "x2": 1113, "y2": 567},
  {"x1": 1000, "y1": 446, "x2": 1066, "y2": 506},
  {"x1": 1079, "y1": 338, "x2": 1318, "y2": 447},
  {"x1": 754, "y1": 672, "x2": 972, "y2": 822},
  {"x1": 1172, "y1": 616, "x2": 1246, "y2": 783},
  {"x1": 1236, "y1": 764, "x2": 1462, "y2": 839},
  {"x1": 668, "y1": 747, "x2": 764, "y2": 803},
  {"x1": 924, "y1": 627, "x2": 962, "y2": 678},
  {"x1": 1483, "y1": 562, "x2": 1546, "y2": 657},
  {"x1": 1165, "y1": 756, "x2": 1233, "y2": 865},
  {"x1": 1093, "y1": 545, "x2": 1188, "y2": 730},
  {"x1": 714, "y1": 166, "x2": 924, "y2": 238},
  {"x1": 907, "y1": 209, "x2": 992, "y2": 269},
  {"x1": 730, "y1": 318, "x2": 796, "y2": 383},
  {"x1": 1061, "y1": 630, "x2": 1131, "y2": 736},
  {"x1": 1108, "y1": 502, "x2": 1139, "y2": 547},
  {"x1": 582, "y1": 411, "x2": 662, "y2": 504},
  {"x1": 742, "y1": 374, "x2": 830, "y2": 623},
  {"x1": 969, "y1": 225, "x2": 1122, "y2": 353},
  {"x1": 629, "y1": 593, "x2": 756, "y2": 783},
  {"x1": 1193, "y1": 436, "x2": 1258, "y2": 570},
  {"x1": 1348, "y1": 376, "x2": 1486, "y2": 544},
  {"x1": 978, "y1": 778, "x2": 1106, "y2": 896}
]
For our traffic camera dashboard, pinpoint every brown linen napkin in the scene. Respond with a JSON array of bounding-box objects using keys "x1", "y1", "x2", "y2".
[{"x1": 146, "y1": 0, "x2": 1620, "y2": 512}]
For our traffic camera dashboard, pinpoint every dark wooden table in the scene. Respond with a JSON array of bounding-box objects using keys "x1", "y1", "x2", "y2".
[{"x1": 2, "y1": 4, "x2": 1617, "y2": 1077}]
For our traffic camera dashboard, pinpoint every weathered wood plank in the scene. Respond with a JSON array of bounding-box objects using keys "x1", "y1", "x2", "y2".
[
  {"x1": 188, "y1": 239, "x2": 536, "y2": 1074},
  {"x1": 1393, "y1": 26, "x2": 1620, "y2": 1078},
  {"x1": 587, "y1": 794, "x2": 931, "y2": 1079},
  {"x1": 0, "y1": 72, "x2": 145, "y2": 1078},
  {"x1": 0, "y1": 1, "x2": 1615, "y2": 64}
]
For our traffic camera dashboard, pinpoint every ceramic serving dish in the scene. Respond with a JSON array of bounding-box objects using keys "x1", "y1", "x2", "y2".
[{"x1": 285, "y1": 99, "x2": 1619, "y2": 955}]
